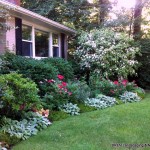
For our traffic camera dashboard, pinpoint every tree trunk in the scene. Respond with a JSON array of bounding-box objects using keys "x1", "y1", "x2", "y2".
[
  {"x1": 99, "y1": 0, "x2": 110, "y2": 25},
  {"x1": 133, "y1": 0, "x2": 143, "y2": 40}
]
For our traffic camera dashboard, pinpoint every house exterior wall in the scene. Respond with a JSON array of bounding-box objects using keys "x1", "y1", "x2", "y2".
[
  {"x1": 6, "y1": 17, "x2": 16, "y2": 53},
  {"x1": 0, "y1": 18, "x2": 6, "y2": 54},
  {"x1": 5, "y1": 0, "x2": 20, "y2": 5}
]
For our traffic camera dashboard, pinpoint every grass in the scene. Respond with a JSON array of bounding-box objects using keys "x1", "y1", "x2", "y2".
[{"x1": 13, "y1": 93, "x2": 150, "y2": 150}]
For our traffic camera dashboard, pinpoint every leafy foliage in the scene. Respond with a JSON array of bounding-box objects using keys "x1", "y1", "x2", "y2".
[
  {"x1": 48, "y1": 111, "x2": 70, "y2": 122},
  {"x1": 0, "y1": 53, "x2": 58, "y2": 96},
  {"x1": 85, "y1": 94, "x2": 116, "y2": 109},
  {"x1": 0, "y1": 73, "x2": 41, "y2": 119},
  {"x1": 21, "y1": 0, "x2": 99, "y2": 30},
  {"x1": 136, "y1": 52, "x2": 150, "y2": 89},
  {"x1": 74, "y1": 28, "x2": 140, "y2": 78},
  {"x1": 67, "y1": 80, "x2": 91, "y2": 103},
  {"x1": 78, "y1": 103, "x2": 97, "y2": 113},
  {"x1": 41, "y1": 57, "x2": 74, "y2": 81},
  {"x1": 59, "y1": 103, "x2": 80, "y2": 116},
  {"x1": 120, "y1": 91, "x2": 141, "y2": 103},
  {"x1": 89, "y1": 74, "x2": 138, "y2": 98},
  {"x1": 1, "y1": 112, "x2": 51, "y2": 140},
  {"x1": 0, "y1": 131, "x2": 20, "y2": 146},
  {"x1": 41, "y1": 75, "x2": 72, "y2": 110}
]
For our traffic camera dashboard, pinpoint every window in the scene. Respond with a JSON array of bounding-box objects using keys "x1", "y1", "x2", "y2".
[
  {"x1": 22, "y1": 24, "x2": 61, "y2": 58},
  {"x1": 52, "y1": 34, "x2": 59, "y2": 57},
  {"x1": 35, "y1": 29, "x2": 49, "y2": 57},
  {"x1": 22, "y1": 25, "x2": 32, "y2": 56}
]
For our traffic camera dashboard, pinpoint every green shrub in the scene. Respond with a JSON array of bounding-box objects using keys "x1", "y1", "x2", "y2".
[
  {"x1": 136, "y1": 52, "x2": 150, "y2": 89},
  {"x1": 0, "y1": 73, "x2": 41, "y2": 119},
  {"x1": 42, "y1": 57, "x2": 74, "y2": 81},
  {"x1": 0, "y1": 52, "x2": 58, "y2": 96},
  {"x1": 133, "y1": 87, "x2": 145, "y2": 99},
  {"x1": 66, "y1": 80, "x2": 91, "y2": 103},
  {"x1": 48, "y1": 111, "x2": 70, "y2": 121},
  {"x1": 78, "y1": 103, "x2": 96, "y2": 113},
  {"x1": 0, "y1": 131, "x2": 20, "y2": 146}
]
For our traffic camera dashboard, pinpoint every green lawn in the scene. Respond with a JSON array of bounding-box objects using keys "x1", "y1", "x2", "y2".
[{"x1": 13, "y1": 93, "x2": 150, "y2": 150}]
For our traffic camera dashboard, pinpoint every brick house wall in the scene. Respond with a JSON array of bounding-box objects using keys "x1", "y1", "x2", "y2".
[
  {"x1": 0, "y1": 18, "x2": 6, "y2": 54},
  {"x1": 6, "y1": 17, "x2": 16, "y2": 52}
]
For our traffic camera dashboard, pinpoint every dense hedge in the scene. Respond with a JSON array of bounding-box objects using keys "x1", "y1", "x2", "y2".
[
  {"x1": 41, "y1": 57, "x2": 74, "y2": 81},
  {"x1": 0, "y1": 53, "x2": 74, "y2": 96},
  {"x1": 0, "y1": 53, "x2": 58, "y2": 80}
]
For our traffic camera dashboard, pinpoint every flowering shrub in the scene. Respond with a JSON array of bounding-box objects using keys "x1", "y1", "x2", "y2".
[
  {"x1": 85, "y1": 94, "x2": 116, "y2": 109},
  {"x1": 120, "y1": 92, "x2": 141, "y2": 103},
  {"x1": 59, "y1": 103, "x2": 80, "y2": 115},
  {"x1": 89, "y1": 75, "x2": 140, "y2": 98},
  {"x1": 74, "y1": 28, "x2": 140, "y2": 78},
  {"x1": 42, "y1": 75, "x2": 72, "y2": 110}
]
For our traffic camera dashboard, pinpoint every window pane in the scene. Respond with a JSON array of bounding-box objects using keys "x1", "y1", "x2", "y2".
[
  {"x1": 53, "y1": 46, "x2": 59, "y2": 57},
  {"x1": 22, "y1": 25, "x2": 32, "y2": 41},
  {"x1": 35, "y1": 29, "x2": 49, "y2": 57},
  {"x1": 22, "y1": 41, "x2": 32, "y2": 56},
  {"x1": 53, "y1": 34, "x2": 59, "y2": 45}
]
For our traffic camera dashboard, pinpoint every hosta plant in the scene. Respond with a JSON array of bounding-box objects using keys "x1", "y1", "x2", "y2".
[
  {"x1": 1, "y1": 112, "x2": 51, "y2": 140},
  {"x1": 59, "y1": 103, "x2": 80, "y2": 115},
  {"x1": 120, "y1": 91, "x2": 141, "y2": 103},
  {"x1": 85, "y1": 94, "x2": 116, "y2": 109}
]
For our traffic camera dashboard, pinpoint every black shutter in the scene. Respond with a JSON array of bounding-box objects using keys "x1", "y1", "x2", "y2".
[
  {"x1": 61, "y1": 33, "x2": 65, "y2": 58},
  {"x1": 15, "y1": 18, "x2": 22, "y2": 55}
]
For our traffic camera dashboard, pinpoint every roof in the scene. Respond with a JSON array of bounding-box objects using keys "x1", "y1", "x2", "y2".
[{"x1": 0, "y1": 0, "x2": 76, "y2": 35}]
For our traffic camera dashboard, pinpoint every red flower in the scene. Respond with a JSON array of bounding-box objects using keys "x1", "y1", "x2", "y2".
[
  {"x1": 122, "y1": 80, "x2": 128, "y2": 86},
  {"x1": 62, "y1": 82, "x2": 67, "y2": 87},
  {"x1": 47, "y1": 79, "x2": 55, "y2": 83},
  {"x1": 57, "y1": 74, "x2": 64, "y2": 80},
  {"x1": 20, "y1": 103, "x2": 26, "y2": 110},
  {"x1": 114, "y1": 81, "x2": 119, "y2": 85}
]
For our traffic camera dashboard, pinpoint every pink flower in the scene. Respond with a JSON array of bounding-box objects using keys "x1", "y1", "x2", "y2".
[
  {"x1": 110, "y1": 90, "x2": 115, "y2": 93},
  {"x1": 64, "y1": 88, "x2": 68, "y2": 92},
  {"x1": 62, "y1": 82, "x2": 67, "y2": 87},
  {"x1": 58, "y1": 84, "x2": 63, "y2": 89},
  {"x1": 68, "y1": 92, "x2": 72, "y2": 96},
  {"x1": 57, "y1": 74, "x2": 64, "y2": 80},
  {"x1": 114, "y1": 81, "x2": 119, "y2": 85},
  {"x1": 122, "y1": 80, "x2": 128, "y2": 86}
]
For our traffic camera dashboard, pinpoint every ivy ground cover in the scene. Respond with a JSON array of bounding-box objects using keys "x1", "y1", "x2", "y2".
[{"x1": 13, "y1": 93, "x2": 150, "y2": 150}]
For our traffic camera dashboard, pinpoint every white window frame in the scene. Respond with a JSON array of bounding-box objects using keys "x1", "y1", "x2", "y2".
[
  {"x1": 22, "y1": 24, "x2": 33, "y2": 57},
  {"x1": 22, "y1": 21, "x2": 61, "y2": 59},
  {"x1": 52, "y1": 33, "x2": 61, "y2": 57}
]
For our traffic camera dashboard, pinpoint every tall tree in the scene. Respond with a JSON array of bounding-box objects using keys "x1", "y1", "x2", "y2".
[
  {"x1": 133, "y1": 0, "x2": 150, "y2": 40},
  {"x1": 98, "y1": 0, "x2": 111, "y2": 25}
]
